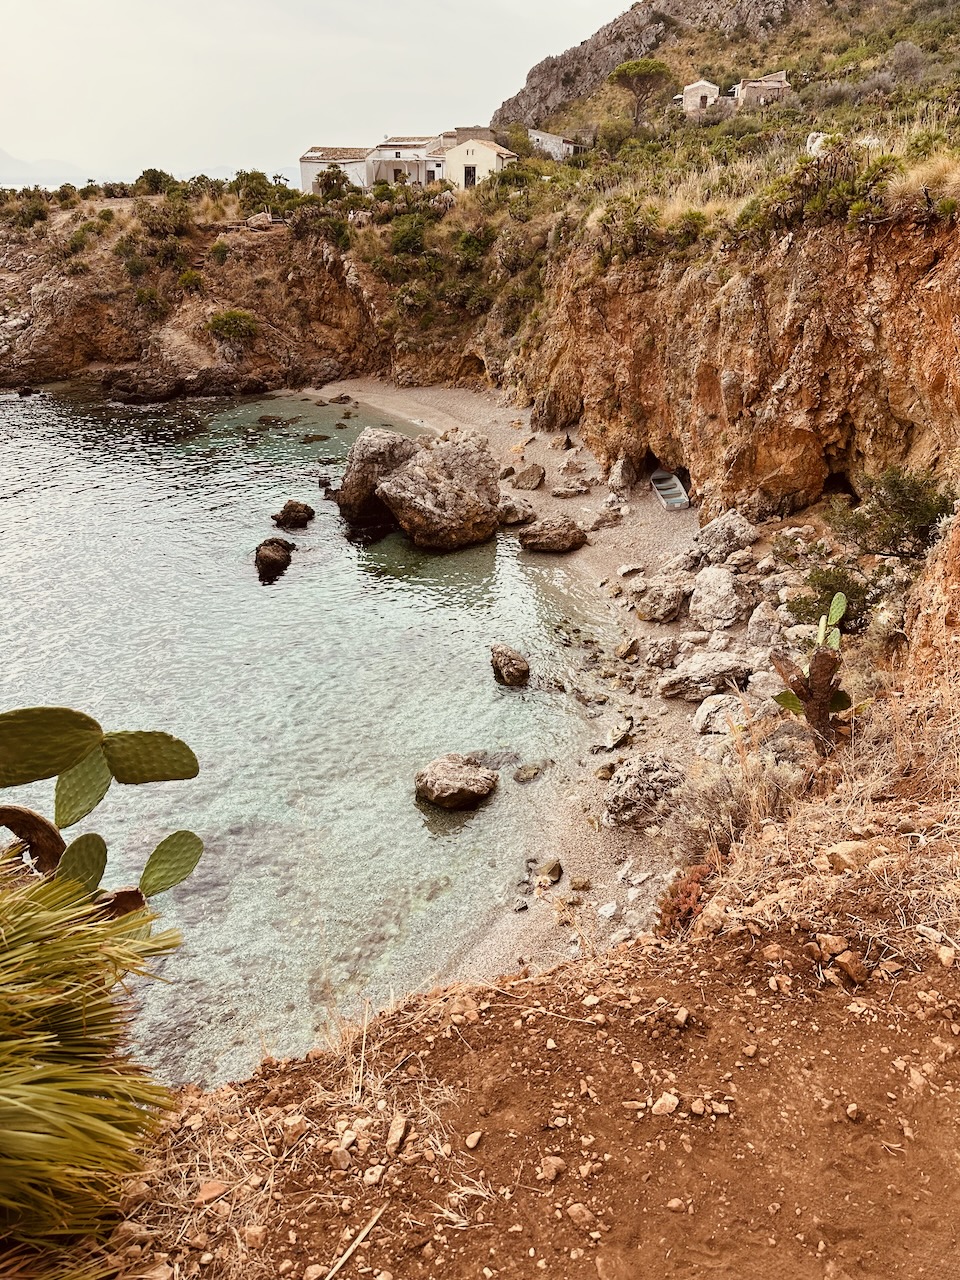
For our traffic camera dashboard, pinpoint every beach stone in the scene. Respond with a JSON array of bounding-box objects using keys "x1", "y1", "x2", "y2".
[
  {"x1": 551, "y1": 481, "x2": 591, "y2": 498},
  {"x1": 255, "y1": 537, "x2": 295, "y2": 584},
  {"x1": 608, "y1": 453, "x2": 638, "y2": 496},
  {"x1": 376, "y1": 429, "x2": 500, "y2": 551},
  {"x1": 272, "y1": 499, "x2": 315, "y2": 530},
  {"x1": 511, "y1": 463, "x2": 545, "y2": 491},
  {"x1": 415, "y1": 754, "x2": 498, "y2": 810},
  {"x1": 644, "y1": 637, "x2": 679, "y2": 669},
  {"x1": 337, "y1": 428, "x2": 421, "y2": 523},
  {"x1": 602, "y1": 752, "x2": 683, "y2": 828},
  {"x1": 657, "y1": 652, "x2": 752, "y2": 701},
  {"x1": 497, "y1": 493, "x2": 536, "y2": 525},
  {"x1": 631, "y1": 573, "x2": 693, "y2": 623},
  {"x1": 694, "y1": 510, "x2": 759, "y2": 564},
  {"x1": 692, "y1": 694, "x2": 742, "y2": 735},
  {"x1": 688, "y1": 566, "x2": 749, "y2": 631},
  {"x1": 514, "y1": 762, "x2": 545, "y2": 783},
  {"x1": 491, "y1": 644, "x2": 530, "y2": 687},
  {"x1": 746, "y1": 600, "x2": 783, "y2": 649},
  {"x1": 518, "y1": 516, "x2": 587, "y2": 554},
  {"x1": 584, "y1": 508, "x2": 623, "y2": 531}
]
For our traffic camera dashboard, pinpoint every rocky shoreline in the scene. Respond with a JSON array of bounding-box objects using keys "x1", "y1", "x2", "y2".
[{"x1": 273, "y1": 377, "x2": 818, "y2": 993}]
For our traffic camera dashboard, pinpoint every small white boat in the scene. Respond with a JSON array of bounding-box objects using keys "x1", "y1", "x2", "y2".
[{"x1": 650, "y1": 468, "x2": 690, "y2": 510}]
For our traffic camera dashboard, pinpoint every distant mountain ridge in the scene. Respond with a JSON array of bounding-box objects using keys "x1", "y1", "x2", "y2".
[
  {"x1": 491, "y1": 0, "x2": 814, "y2": 128},
  {"x1": 0, "y1": 146, "x2": 90, "y2": 188}
]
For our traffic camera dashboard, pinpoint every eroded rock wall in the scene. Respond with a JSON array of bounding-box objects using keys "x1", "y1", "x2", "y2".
[{"x1": 517, "y1": 223, "x2": 960, "y2": 517}]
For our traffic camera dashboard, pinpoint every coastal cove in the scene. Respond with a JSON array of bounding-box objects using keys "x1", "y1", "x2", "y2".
[{"x1": 1, "y1": 381, "x2": 687, "y2": 1086}]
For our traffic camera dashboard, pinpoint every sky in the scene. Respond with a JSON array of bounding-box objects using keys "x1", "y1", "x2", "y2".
[{"x1": 1, "y1": 0, "x2": 621, "y2": 183}]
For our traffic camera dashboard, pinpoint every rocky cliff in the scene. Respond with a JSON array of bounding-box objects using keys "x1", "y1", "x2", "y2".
[
  {"x1": 503, "y1": 220, "x2": 960, "y2": 518},
  {"x1": 490, "y1": 0, "x2": 813, "y2": 128},
  {"x1": 0, "y1": 220, "x2": 385, "y2": 400}
]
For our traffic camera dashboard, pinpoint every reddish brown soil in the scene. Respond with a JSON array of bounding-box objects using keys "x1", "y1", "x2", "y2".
[{"x1": 127, "y1": 925, "x2": 960, "y2": 1280}]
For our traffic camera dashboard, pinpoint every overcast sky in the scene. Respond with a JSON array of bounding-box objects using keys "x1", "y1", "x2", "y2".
[{"x1": 2, "y1": 0, "x2": 621, "y2": 181}]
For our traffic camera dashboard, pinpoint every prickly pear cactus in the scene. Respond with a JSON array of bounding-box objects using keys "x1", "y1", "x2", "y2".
[
  {"x1": 0, "y1": 706, "x2": 103, "y2": 787},
  {"x1": 55, "y1": 745, "x2": 113, "y2": 828},
  {"x1": 102, "y1": 732, "x2": 199, "y2": 785},
  {"x1": 56, "y1": 833, "x2": 108, "y2": 894},
  {"x1": 139, "y1": 830, "x2": 204, "y2": 897}
]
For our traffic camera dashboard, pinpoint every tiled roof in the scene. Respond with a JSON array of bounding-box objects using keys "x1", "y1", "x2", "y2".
[
  {"x1": 301, "y1": 146, "x2": 370, "y2": 162},
  {"x1": 473, "y1": 140, "x2": 518, "y2": 159},
  {"x1": 379, "y1": 136, "x2": 435, "y2": 146}
]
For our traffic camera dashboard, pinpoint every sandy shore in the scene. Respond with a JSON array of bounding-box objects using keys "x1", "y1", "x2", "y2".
[{"x1": 296, "y1": 376, "x2": 702, "y2": 988}]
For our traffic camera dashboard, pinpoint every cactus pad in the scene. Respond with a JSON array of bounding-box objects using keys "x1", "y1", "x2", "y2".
[
  {"x1": 56, "y1": 833, "x2": 108, "y2": 894},
  {"x1": 102, "y1": 732, "x2": 199, "y2": 785},
  {"x1": 139, "y1": 830, "x2": 204, "y2": 897},
  {"x1": 55, "y1": 745, "x2": 113, "y2": 828},
  {"x1": 0, "y1": 707, "x2": 103, "y2": 788}
]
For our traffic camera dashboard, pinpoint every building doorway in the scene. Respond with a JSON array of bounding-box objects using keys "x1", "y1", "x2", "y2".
[{"x1": 464, "y1": 165, "x2": 476, "y2": 189}]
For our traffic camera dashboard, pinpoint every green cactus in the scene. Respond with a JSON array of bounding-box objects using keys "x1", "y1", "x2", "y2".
[
  {"x1": 56, "y1": 834, "x2": 108, "y2": 895},
  {"x1": 139, "y1": 831, "x2": 204, "y2": 897},
  {"x1": 0, "y1": 706, "x2": 204, "y2": 916},
  {"x1": 102, "y1": 731, "x2": 199, "y2": 785},
  {"x1": 0, "y1": 707, "x2": 103, "y2": 788},
  {"x1": 772, "y1": 594, "x2": 853, "y2": 755},
  {"x1": 55, "y1": 745, "x2": 113, "y2": 828}
]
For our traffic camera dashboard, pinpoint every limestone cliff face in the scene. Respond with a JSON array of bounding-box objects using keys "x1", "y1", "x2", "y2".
[
  {"x1": 511, "y1": 222, "x2": 960, "y2": 518},
  {"x1": 0, "y1": 228, "x2": 385, "y2": 399},
  {"x1": 490, "y1": 0, "x2": 812, "y2": 128}
]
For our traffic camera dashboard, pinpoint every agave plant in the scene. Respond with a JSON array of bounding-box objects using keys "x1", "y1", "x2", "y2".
[
  {"x1": 0, "y1": 706, "x2": 204, "y2": 908},
  {"x1": 0, "y1": 862, "x2": 178, "y2": 1254}
]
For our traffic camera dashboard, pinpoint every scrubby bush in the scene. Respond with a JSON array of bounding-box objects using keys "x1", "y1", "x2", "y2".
[
  {"x1": 177, "y1": 268, "x2": 203, "y2": 293},
  {"x1": 209, "y1": 239, "x2": 230, "y2": 265},
  {"x1": 390, "y1": 213, "x2": 427, "y2": 255},
  {"x1": 134, "y1": 195, "x2": 193, "y2": 238},
  {"x1": 207, "y1": 308, "x2": 259, "y2": 343},
  {"x1": 829, "y1": 466, "x2": 955, "y2": 558},
  {"x1": 134, "y1": 285, "x2": 167, "y2": 318}
]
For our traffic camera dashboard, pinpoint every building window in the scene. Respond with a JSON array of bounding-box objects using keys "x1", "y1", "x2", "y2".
[
  {"x1": 700, "y1": 94, "x2": 708, "y2": 109},
  {"x1": 464, "y1": 165, "x2": 476, "y2": 189},
  {"x1": 426, "y1": 169, "x2": 435, "y2": 183},
  {"x1": 395, "y1": 151, "x2": 401, "y2": 159}
]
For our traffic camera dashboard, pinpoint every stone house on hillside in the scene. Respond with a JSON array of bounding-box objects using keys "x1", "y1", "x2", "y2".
[
  {"x1": 299, "y1": 146, "x2": 369, "y2": 192},
  {"x1": 443, "y1": 139, "x2": 518, "y2": 190},
  {"x1": 733, "y1": 69, "x2": 790, "y2": 107},
  {"x1": 680, "y1": 79, "x2": 720, "y2": 115},
  {"x1": 528, "y1": 128, "x2": 587, "y2": 160}
]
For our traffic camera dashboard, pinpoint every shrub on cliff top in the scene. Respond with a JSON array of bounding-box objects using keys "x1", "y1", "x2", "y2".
[
  {"x1": 829, "y1": 466, "x2": 956, "y2": 559},
  {"x1": 207, "y1": 308, "x2": 259, "y2": 343}
]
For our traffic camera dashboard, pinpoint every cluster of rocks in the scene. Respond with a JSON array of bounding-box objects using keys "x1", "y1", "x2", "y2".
[
  {"x1": 334, "y1": 426, "x2": 591, "y2": 556},
  {"x1": 615, "y1": 510, "x2": 816, "y2": 754},
  {"x1": 255, "y1": 499, "x2": 316, "y2": 583}
]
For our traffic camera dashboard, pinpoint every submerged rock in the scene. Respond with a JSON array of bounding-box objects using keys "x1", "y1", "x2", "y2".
[
  {"x1": 518, "y1": 516, "x2": 587, "y2": 554},
  {"x1": 415, "y1": 754, "x2": 499, "y2": 810},
  {"x1": 255, "y1": 537, "x2": 295, "y2": 583},
  {"x1": 337, "y1": 428, "x2": 421, "y2": 524},
  {"x1": 272, "y1": 499, "x2": 315, "y2": 530},
  {"x1": 491, "y1": 643, "x2": 530, "y2": 687},
  {"x1": 376, "y1": 429, "x2": 500, "y2": 551}
]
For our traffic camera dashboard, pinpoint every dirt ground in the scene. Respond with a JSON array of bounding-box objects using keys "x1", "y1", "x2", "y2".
[{"x1": 112, "y1": 920, "x2": 960, "y2": 1280}]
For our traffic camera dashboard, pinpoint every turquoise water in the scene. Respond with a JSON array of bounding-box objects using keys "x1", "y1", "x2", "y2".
[{"x1": 0, "y1": 388, "x2": 611, "y2": 1085}]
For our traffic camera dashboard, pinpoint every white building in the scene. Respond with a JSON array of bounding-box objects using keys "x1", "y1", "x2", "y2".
[
  {"x1": 299, "y1": 146, "x2": 369, "y2": 193},
  {"x1": 732, "y1": 70, "x2": 791, "y2": 107},
  {"x1": 527, "y1": 128, "x2": 586, "y2": 161},
  {"x1": 444, "y1": 139, "x2": 518, "y2": 190},
  {"x1": 681, "y1": 79, "x2": 721, "y2": 116},
  {"x1": 365, "y1": 136, "x2": 440, "y2": 187}
]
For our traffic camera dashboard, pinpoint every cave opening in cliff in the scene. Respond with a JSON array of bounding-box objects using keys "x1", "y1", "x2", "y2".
[
  {"x1": 640, "y1": 448, "x2": 689, "y2": 491},
  {"x1": 822, "y1": 470, "x2": 858, "y2": 500}
]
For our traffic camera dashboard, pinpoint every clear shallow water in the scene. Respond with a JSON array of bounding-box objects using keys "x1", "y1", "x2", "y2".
[{"x1": 0, "y1": 388, "x2": 612, "y2": 1085}]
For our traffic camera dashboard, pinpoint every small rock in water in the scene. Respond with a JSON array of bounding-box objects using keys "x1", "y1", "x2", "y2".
[
  {"x1": 491, "y1": 643, "x2": 530, "y2": 687},
  {"x1": 255, "y1": 538, "x2": 295, "y2": 584},
  {"x1": 272, "y1": 500, "x2": 315, "y2": 530},
  {"x1": 415, "y1": 754, "x2": 498, "y2": 810}
]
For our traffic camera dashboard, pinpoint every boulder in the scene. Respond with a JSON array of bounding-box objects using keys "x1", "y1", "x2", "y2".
[
  {"x1": 643, "y1": 637, "x2": 679, "y2": 669},
  {"x1": 255, "y1": 537, "x2": 295, "y2": 583},
  {"x1": 415, "y1": 754, "x2": 499, "y2": 810},
  {"x1": 694, "y1": 510, "x2": 759, "y2": 564},
  {"x1": 337, "y1": 428, "x2": 421, "y2": 524},
  {"x1": 511, "y1": 463, "x2": 545, "y2": 491},
  {"x1": 631, "y1": 573, "x2": 693, "y2": 623},
  {"x1": 518, "y1": 517, "x2": 587, "y2": 554},
  {"x1": 746, "y1": 601, "x2": 783, "y2": 650},
  {"x1": 376, "y1": 429, "x2": 500, "y2": 551},
  {"x1": 551, "y1": 481, "x2": 590, "y2": 498},
  {"x1": 490, "y1": 644, "x2": 530, "y2": 687},
  {"x1": 692, "y1": 694, "x2": 743, "y2": 735},
  {"x1": 272, "y1": 500, "x2": 315, "y2": 530},
  {"x1": 657, "y1": 652, "x2": 752, "y2": 701},
  {"x1": 745, "y1": 669, "x2": 785, "y2": 704},
  {"x1": 688, "y1": 566, "x2": 749, "y2": 631},
  {"x1": 602, "y1": 753, "x2": 683, "y2": 828},
  {"x1": 608, "y1": 453, "x2": 638, "y2": 497},
  {"x1": 497, "y1": 493, "x2": 536, "y2": 526},
  {"x1": 584, "y1": 508, "x2": 622, "y2": 532}
]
